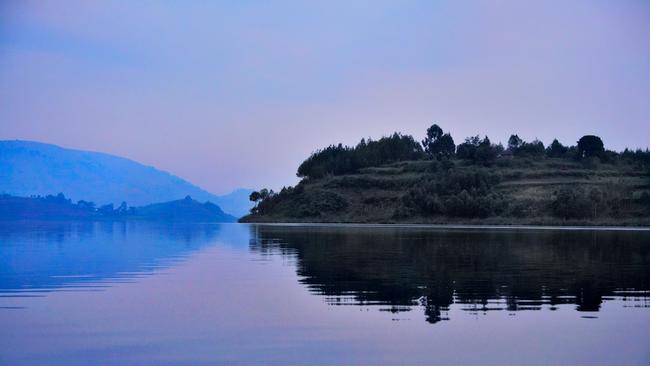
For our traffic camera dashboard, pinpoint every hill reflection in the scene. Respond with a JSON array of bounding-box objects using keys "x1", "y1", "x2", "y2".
[
  {"x1": 249, "y1": 226, "x2": 650, "y2": 323},
  {"x1": 0, "y1": 221, "x2": 223, "y2": 294}
]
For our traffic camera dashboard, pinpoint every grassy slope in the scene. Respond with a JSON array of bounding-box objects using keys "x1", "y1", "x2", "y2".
[{"x1": 241, "y1": 157, "x2": 650, "y2": 226}]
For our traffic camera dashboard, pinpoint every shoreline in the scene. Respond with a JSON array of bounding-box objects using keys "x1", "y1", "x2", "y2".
[
  {"x1": 240, "y1": 214, "x2": 650, "y2": 230},
  {"x1": 244, "y1": 222, "x2": 650, "y2": 231}
]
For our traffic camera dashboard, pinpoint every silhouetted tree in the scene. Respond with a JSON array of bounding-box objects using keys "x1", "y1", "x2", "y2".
[
  {"x1": 507, "y1": 134, "x2": 523, "y2": 152},
  {"x1": 577, "y1": 135, "x2": 604, "y2": 158},
  {"x1": 423, "y1": 124, "x2": 443, "y2": 145},
  {"x1": 249, "y1": 191, "x2": 261, "y2": 203},
  {"x1": 422, "y1": 124, "x2": 456, "y2": 158},
  {"x1": 249, "y1": 188, "x2": 276, "y2": 214},
  {"x1": 422, "y1": 124, "x2": 456, "y2": 159}
]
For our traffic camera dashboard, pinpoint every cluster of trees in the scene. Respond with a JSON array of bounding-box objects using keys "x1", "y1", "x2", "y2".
[
  {"x1": 248, "y1": 185, "x2": 347, "y2": 218},
  {"x1": 297, "y1": 133, "x2": 423, "y2": 178},
  {"x1": 0, "y1": 193, "x2": 134, "y2": 219},
  {"x1": 47, "y1": 194, "x2": 133, "y2": 216},
  {"x1": 422, "y1": 124, "x2": 455, "y2": 158},
  {"x1": 621, "y1": 148, "x2": 650, "y2": 167},
  {"x1": 455, "y1": 135, "x2": 503, "y2": 165},
  {"x1": 40, "y1": 193, "x2": 133, "y2": 216},
  {"x1": 506, "y1": 134, "x2": 607, "y2": 160},
  {"x1": 507, "y1": 135, "x2": 545, "y2": 156},
  {"x1": 248, "y1": 188, "x2": 276, "y2": 215},
  {"x1": 24, "y1": 193, "x2": 124, "y2": 214},
  {"x1": 294, "y1": 123, "x2": 650, "y2": 180}
]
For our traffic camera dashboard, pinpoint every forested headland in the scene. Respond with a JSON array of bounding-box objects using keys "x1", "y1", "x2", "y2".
[{"x1": 242, "y1": 124, "x2": 650, "y2": 226}]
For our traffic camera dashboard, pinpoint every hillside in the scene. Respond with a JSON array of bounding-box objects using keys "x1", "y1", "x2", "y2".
[
  {"x1": 0, "y1": 140, "x2": 252, "y2": 217},
  {"x1": 241, "y1": 128, "x2": 650, "y2": 226},
  {"x1": 0, "y1": 194, "x2": 236, "y2": 222}
]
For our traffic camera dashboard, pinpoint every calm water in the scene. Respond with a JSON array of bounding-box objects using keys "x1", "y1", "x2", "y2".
[{"x1": 1, "y1": 222, "x2": 649, "y2": 365}]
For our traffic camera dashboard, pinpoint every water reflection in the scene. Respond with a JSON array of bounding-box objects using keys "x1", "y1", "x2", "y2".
[
  {"x1": 250, "y1": 225, "x2": 650, "y2": 323},
  {"x1": 0, "y1": 221, "x2": 224, "y2": 295},
  {"x1": 1, "y1": 223, "x2": 649, "y2": 365}
]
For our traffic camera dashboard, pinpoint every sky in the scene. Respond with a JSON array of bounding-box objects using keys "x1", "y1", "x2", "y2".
[{"x1": 1, "y1": 1, "x2": 649, "y2": 194}]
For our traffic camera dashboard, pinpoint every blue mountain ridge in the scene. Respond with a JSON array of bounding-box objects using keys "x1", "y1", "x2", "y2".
[{"x1": 0, "y1": 140, "x2": 253, "y2": 217}]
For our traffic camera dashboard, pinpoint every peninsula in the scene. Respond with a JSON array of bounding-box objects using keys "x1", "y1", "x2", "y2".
[{"x1": 241, "y1": 125, "x2": 650, "y2": 226}]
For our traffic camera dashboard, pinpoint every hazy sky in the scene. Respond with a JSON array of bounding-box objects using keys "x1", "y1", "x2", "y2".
[{"x1": 1, "y1": 1, "x2": 649, "y2": 194}]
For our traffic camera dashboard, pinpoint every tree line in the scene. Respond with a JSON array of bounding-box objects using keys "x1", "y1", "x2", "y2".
[
  {"x1": 294, "y1": 124, "x2": 649, "y2": 179},
  {"x1": 296, "y1": 133, "x2": 424, "y2": 179},
  {"x1": 0, "y1": 193, "x2": 135, "y2": 218}
]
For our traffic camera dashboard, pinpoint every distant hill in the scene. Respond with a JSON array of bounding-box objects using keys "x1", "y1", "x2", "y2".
[
  {"x1": 0, "y1": 140, "x2": 253, "y2": 217},
  {"x1": 134, "y1": 196, "x2": 236, "y2": 222},
  {"x1": 0, "y1": 194, "x2": 236, "y2": 222}
]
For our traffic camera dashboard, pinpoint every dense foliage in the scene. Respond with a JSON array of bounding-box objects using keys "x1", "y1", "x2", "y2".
[
  {"x1": 400, "y1": 169, "x2": 506, "y2": 218},
  {"x1": 297, "y1": 133, "x2": 424, "y2": 178},
  {"x1": 248, "y1": 185, "x2": 347, "y2": 218},
  {"x1": 293, "y1": 123, "x2": 650, "y2": 179},
  {"x1": 455, "y1": 135, "x2": 504, "y2": 165},
  {"x1": 422, "y1": 124, "x2": 455, "y2": 158},
  {"x1": 577, "y1": 135, "x2": 605, "y2": 158}
]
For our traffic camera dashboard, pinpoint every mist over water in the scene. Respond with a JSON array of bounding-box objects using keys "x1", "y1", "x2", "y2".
[{"x1": 1, "y1": 222, "x2": 649, "y2": 365}]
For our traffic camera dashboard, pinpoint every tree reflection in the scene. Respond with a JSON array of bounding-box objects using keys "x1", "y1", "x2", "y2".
[{"x1": 250, "y1": 226, "x2": 650, "y2": 323}]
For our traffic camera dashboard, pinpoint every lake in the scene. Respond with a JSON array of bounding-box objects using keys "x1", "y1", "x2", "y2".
[{"x1": 1, "y1": 222, "x2": 649, "y2": 365}]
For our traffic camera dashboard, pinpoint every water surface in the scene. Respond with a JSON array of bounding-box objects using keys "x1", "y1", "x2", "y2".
[{"x1": 1, "y1": 222, "x2": 649, "y2": 365}]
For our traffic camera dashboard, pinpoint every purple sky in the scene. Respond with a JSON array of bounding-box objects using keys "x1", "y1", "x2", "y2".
[{"x1": 1, "y1": 1, "x2": 649, "y2": 194}]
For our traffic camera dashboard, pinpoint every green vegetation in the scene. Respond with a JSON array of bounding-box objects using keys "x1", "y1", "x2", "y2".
[{"x1": 242, "y1": 124, "x2": 650, "y2": 226}]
